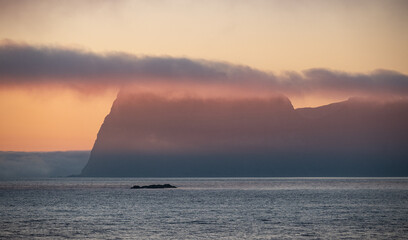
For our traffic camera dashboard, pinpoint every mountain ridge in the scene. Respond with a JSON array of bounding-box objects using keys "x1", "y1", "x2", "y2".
[{"x1": 81, "y1": 93, "x2": 408, "y2": 177}]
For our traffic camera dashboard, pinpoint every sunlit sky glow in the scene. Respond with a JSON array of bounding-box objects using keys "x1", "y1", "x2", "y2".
[{"x1": 0, "y1": 0, "x2": 407, "y2": 151}]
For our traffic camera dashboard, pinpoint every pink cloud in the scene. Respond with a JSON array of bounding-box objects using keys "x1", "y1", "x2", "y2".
[{"x1": 1, "y1": 41, "x2": 408, "y2": 99}]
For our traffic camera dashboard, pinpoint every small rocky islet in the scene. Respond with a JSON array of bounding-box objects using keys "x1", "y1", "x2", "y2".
[{"x1": 131, "y1": 184, "x2": 177, "y2": 189}]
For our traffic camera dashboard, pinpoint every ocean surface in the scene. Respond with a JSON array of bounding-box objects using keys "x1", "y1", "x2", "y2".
[{"x1": 1, "y1": 178, "x2": 408, "y2": 239}]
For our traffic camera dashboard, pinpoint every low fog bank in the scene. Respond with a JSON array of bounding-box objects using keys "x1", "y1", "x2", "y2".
[
  {"x1": 82, "y1": 152, "x2": 408, "y2": 177},
  {"x1": 0, "y1": 151, "x2": 90, "y2": 179}
]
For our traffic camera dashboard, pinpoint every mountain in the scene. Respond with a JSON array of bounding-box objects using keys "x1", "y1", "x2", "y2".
[{"x1": 80, "y1": 92, "x2": 408, "y2": 177}]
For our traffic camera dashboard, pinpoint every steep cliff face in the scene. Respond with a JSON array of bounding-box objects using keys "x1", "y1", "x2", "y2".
[{"x1": 81, "y1": 93, "x2": 408, "y2": 177}]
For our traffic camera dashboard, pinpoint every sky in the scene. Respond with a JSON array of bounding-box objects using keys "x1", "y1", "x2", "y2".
[{"x1": 0, "y1": 0, "x2": 407, "y2": 151}]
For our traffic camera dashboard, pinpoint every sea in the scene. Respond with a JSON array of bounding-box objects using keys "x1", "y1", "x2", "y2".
[{"x1": 1, "y1": 178, "x2": 408, "y2": 239}]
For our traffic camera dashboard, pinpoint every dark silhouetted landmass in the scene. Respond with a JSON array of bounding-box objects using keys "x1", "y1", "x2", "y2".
[
  {"x1": 80, "y1": 92, "x2": 408, "y2": 177},
  {"x1": 131, "y1": 184, "x2": 177, "y2": 189}
]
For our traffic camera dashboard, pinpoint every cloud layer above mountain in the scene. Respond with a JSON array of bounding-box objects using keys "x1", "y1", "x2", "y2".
[{"x1": 1, "y1": 42, "x2": 408, "y2": 98}]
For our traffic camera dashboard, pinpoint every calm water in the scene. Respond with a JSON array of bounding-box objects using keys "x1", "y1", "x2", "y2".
[{"x1": 1, "y1": 178, "x2": 408, "y2": 239}]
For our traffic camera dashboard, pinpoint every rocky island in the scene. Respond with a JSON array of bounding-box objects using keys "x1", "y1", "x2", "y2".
[{"x1": 131, "y1": 184, "x2": 177, "y2": 189}]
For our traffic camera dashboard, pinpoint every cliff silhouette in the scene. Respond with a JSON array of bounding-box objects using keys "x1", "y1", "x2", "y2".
[{"x1": 81, "y1": 92, "x2": 408, "y2": 177}]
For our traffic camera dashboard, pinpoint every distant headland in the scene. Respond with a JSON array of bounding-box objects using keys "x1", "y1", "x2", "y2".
[{"x1": 80, "y1": 92, "x2": 408, "y2": 177}]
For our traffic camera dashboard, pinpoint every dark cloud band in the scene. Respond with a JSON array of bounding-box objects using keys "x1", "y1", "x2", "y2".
[{"x1": 1, "y1": 42, "x2": 407, "y2": 96}]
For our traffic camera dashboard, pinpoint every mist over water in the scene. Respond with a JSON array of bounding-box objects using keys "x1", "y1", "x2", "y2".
[{"x1": 1, "y1": 178, "x2": 407, "y2": 239}]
